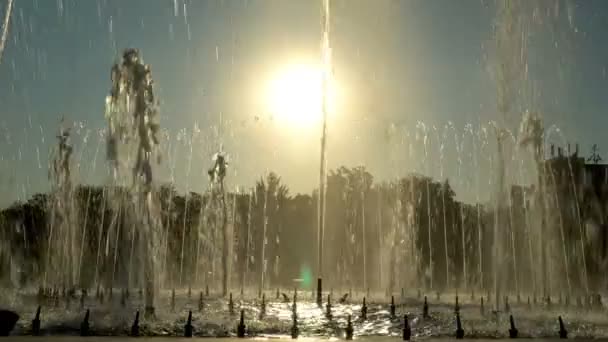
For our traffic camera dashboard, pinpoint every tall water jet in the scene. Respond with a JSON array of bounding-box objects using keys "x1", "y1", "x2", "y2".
[
  {"x1": 359, "y1": 167, "x2": 367, "y2": 293},
  {"x1": 492, "y1": 125, "x2": 508, "y2": 310},
  {"x1": 491, "y1": 0, "x2": 529, "y2": 300},
  {"x1": 376, "y1": 189, "x2": 383, "y2": 293},
  {"x1": 45, "y1": 119, "x2": 77, "y2": 287},
  {"x1": 179, "y1": 129, "x2": 196, "y2": 287},
  {"x1": 259, "y1": 174, "x2": 268, "y2": 297},
  {"x1": 433, "y1": 126, "x2": 450, "y2": 290},
  {"x1": 416, "y1": 122, "x2": 433, "y2": 290},
  {"x1": 105, "y1": 48, "x2": 162, "y2": 316},
  {"x1": 545, "y1": 143, "x2": 572, "y2": 296},
  {"x1": 317, "y1": 0, "x2": 332, "y2": 305},
  {"x1": 241, "y1": 188, "x2": 253, "y2": 294},
  {"x1": 519, "y1": 111, "x2": 547, "y2": 297},
  {"x1": 465, "y1": 124, "x2": 484, "y2": 291},
  {"x1": 207, "y1": 147, "x2": 230, "y2": 296}
]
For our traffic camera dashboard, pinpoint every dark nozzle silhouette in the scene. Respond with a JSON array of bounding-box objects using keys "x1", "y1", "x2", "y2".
[
  {"x1": 361, "y1": 297, "x2": 368, "y2": 320},
  {"x1": 229, "y1": 292, "x2": 235, "y2": 315},
  {"x1": 121, "y1": 289, "x2": 127, "y2": 307},
  {"x1": 237, "y1": 309, "x2": 246, "y2": 338},
  {"x1": 205, "y1": 284, "x2": 209, "y2": 297},
  {"x1": 326, "y1": 294, "x2": 332, "y2": 319},
  {"x1": 31, "y1": 306, "x2": 41, "y2": 336},
  {"x1": 292, "y1": 293, "x2": 298, "y2": 321},
  {"x1": 80, "y1": 309, "x2": 90, "y2": 337},
  {"x1": 80, "y1": 290, "x2": 86, "y2": 309},
  {"x1": 131, "y1": 310, "x2": 140, "y2": 337},
  {"x1": 455, "y1": 295, "x2": 460, "y2": 314},
  {"x1": 390, "y1": 295, "x2": 396, "y2": 318},
  {"x1": 259, "y1": 294, "x2": 266, "y2": 319},
  {"x1": 509, "y1": 315, "x2": 518, "y2": 338},
  {"x1": 316, "y1": 278, "x2": 323, "y2": 307},
  {"x1": 198, "y1": 292, "x2": 204, "y2": 312},
  {"x1": 403, "y1": 315, "x2": 411, "y2": 341},
  {"x1": 423, "y1": 296, "x2": 429, "y2": 319},
  {"x1": 171, "y1": 289, "x2": 176, "y2": 312},
  {"x1": 345, "y1": 314, "x2": 354, "y2": 340},
  {"x1": 282, "y1": 293, "x2": 290, "y2": 303},
  {"x1": 291, "y1": 310, "x2": 299, "y2": 339},
  {"x1": 339, "y1": 293, "x2": 349, "y2": 304},
  {"x1": 455, "y1": 313, "x2": 464, "y2": 339},
  {"x1": 184, "y1": 310, "x2": 193, "y2": 337},
  {"x1": 558, "y1": 316, "x2": 568, "y2": 339}
]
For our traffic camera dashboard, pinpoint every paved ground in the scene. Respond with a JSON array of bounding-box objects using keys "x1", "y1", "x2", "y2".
[
  {"x1": 0, "y1": 338, "x2": 586, "y2": 341},
  {"x1": 3, "y1": 289, "x2": 607, "y2": 339}
]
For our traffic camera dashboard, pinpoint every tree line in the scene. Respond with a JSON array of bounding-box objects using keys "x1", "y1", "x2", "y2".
[{"x1": 0, "y1": 165, "x2": 600, "y2": 295}]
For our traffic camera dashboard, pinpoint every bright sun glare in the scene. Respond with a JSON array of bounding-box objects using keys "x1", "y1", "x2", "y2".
[{"x1": 267, "y1": 64, "x2": 335, "y2": 128}]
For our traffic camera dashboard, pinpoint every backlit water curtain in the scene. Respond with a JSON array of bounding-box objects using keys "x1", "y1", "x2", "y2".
[{"x1": 0, "y1": 0, "x2": 608, "y2": 339}]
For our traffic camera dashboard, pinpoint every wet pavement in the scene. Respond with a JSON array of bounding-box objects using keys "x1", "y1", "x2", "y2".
[{"x1": 2, "y1": 289, "x2": 608, "y2": 339}]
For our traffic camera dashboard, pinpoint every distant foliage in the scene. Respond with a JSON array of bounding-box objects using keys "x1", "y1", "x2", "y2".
[{"x1": 0, "y1": 165, "x2": 604, "y2": 292}]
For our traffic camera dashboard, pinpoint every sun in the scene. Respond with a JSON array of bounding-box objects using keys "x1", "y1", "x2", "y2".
[{"x1": 266, "y1": 64, "x2": 335, "y2": 128}]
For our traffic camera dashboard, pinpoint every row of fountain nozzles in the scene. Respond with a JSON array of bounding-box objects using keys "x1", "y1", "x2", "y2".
[
  {"x1": 19, "y1": 304, "x2": 571, "y2": 340},
  {"x1": 5, "y1": 286, "x2": 585, "y2": 339}
]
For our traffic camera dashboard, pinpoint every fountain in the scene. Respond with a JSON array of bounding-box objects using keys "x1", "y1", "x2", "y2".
[
  {"x1": 207, "y1": 146, "x2": 230, "y2": 296},
  {"x1": 0, "y1": 0, "x2": 607, "y2": 339},
  {"x1": 104, "y1": 48, "x2": 162, "y2": 317},
  {"x1": 45, "y1": 119, "x2": 78, "y2": 288}
]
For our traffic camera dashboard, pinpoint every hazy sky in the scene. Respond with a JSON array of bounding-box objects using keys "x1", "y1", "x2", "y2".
[{"x1": 1, "y1": 0, "x2": 608, "y2": 207}]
